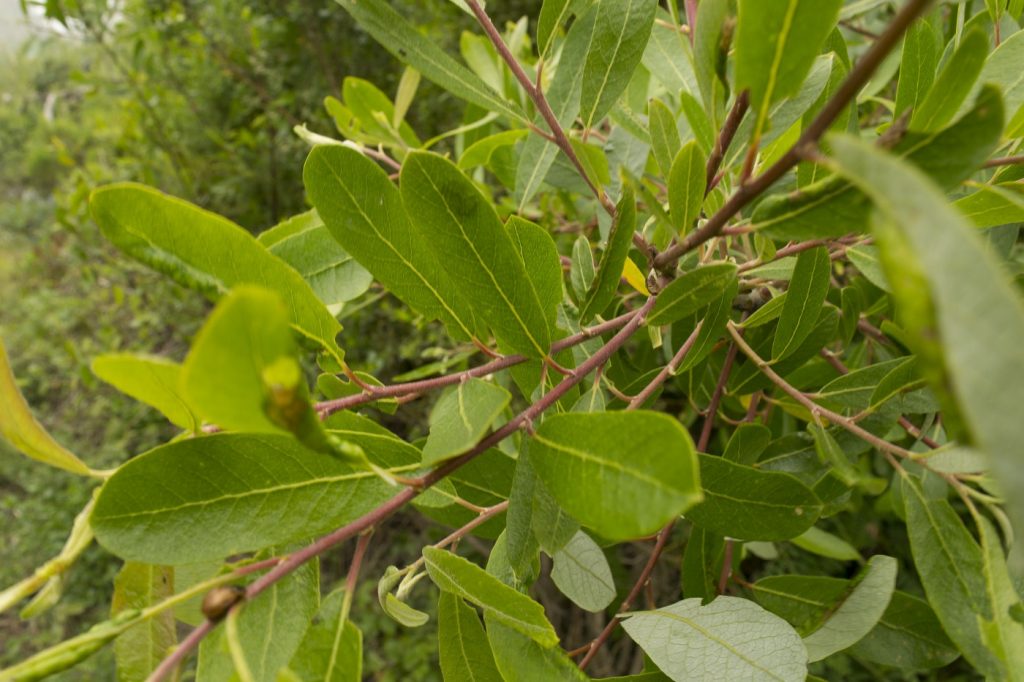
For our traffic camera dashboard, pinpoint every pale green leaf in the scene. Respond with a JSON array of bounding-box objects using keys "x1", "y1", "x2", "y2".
[
  {"x1": 911, "y1": 28, "x2": 988, "y2": 132},
  {"x1": 459, "y1": 130, "x2": 529, "y2": 171},
  {"x1": 550, "y1": 531, "x2": 615, "y2": 612},
  {"x1": 622, "y1": 596, "x2": 808, "y2": 682},
  {"x1": 92, "y1": 354, "x2": 199, "y2": 432},
  {"x1": 422, "y1": 547, "x2": 558, "y2": 647},
  {"x1": 647, "y1": 263, "x2": 737, "y2": 327},
  {"x1": 421, "y1": 379, "x2": 511, "y2": 465},
  {"x1": 334, "y1": 0, "x2": 524, "y2": 122},
  {"x1": 772, "y1": 247, "x2": 831, "y2": 360},
  {"x1": 686, "y1": 455, "x2": 823, "y2": 541},
  {"x1": 92, "y1": 434, "x2": 400, "y2": 564},
  {"x1": 790, "y1": 526, "x2": 859, "y2": 562},
  {"x1": 438, "y1": 593, "x2": 502, "y2": 682},
  {"x1": 580, "y1": 0, "x2": 657, "y2": 130},
  {"x1": 0, "y1": 337, "x2": 93, "y2": 476},
  {"x1": 529, "y1": 411, "x2": 702, "y2": 541},
  {"x1": 976, "y1": 515, "x2": 1024, "y2": 678},
  {"x1": 648, "y1": 98, "x2": 682, "y2": 178},
  {"x1": 305, "y1": 145, "x2": 479, "y2": 341},
  {"x1": 289, "y1": 590, "x2": 362, "y2": 682},
  {"x1": 89, "y1": 183, "x2": 343, "y2": 360},
  {"x1": 668, "y1": 141, "x2": 707, "y2": 235},
  {"x1": 111, "y1": 562, "x2": 176, "y2": 682},
  {"x1": 401, "y1": 151, "x2": 552, "y2": 357},
  {"x1": 953, "y1": 183, "x2": 1024, "y2": 228}
]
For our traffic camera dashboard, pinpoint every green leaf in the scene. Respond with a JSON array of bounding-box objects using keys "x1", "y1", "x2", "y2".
[
  {"x1": 438, "y1": 593, "x2": 503, "y2": 681},
  {"x1": 579, "y1": 0, "x2": 657, "y2": 130},
  {"x1": 333, "y1": 0, "x2": 524, "y2": 122},
  {"x1": 772, "y1": 247, "x2": 831, "y2": 360},
  {"x1": 830, "y1": 133, "x2": 1024, "y2": 571},
  {"x1": 954, "y1": 183, "x2": 1024, "y2": 228},
  {"x1": 422, "y1": 547, "x2": 558, "y2": 647},
  {"x1": 529, "y1": 411, "x2": 702, "y2": 541},
  {"x1": 975, "y1": 28, "x2": 1024, "y2": 135},
  {"x1": 911, "y1": 28, "x2": 988, "y2": 133},
  {"x1": 894, "y1": 19, "x2": 940, "y2": 117},
  {"x1": 259, "y1": 210, "x2": 372, "y2": 308},
  {"x1": 401, "y1": 151, "x2": 553, "y2": 357},
  {"x1": 845, "y1": 245, "x2": 890, "y2": 293},
  {"x1": 580, "y1": 186, "x2": 636, "y2": 322},
  {"x1": 304, "y1": 145, "x2": 478, "y2": 342},
  {"x1": 668, "y1": 141, "x2": 707, "y2": 235},
  {"x1": 693, "y1": 0, "x2": 730, "y2": 116},
  {"x1": 674, "y1": 277, "x2": 739, "y2": 374},
  {"x1": 686, "y1": 455, "x2": 823, "y2": 541},
  {"x1": 976, "y1": 515, "x2": 1024, "y2": 676},
  {"x1": 901, "y1": 475, "x2": 1001, "y2": 676},
  {"x1": 111, "y1": 562, "x2": 176, "y2": 682},
  {"x1": 537, "y1": 0, "x2": 589, "y2": 58},
  {"x1": 485, "y1": 616, "x2": 588, "y2": 682},
  {"x1": 622, "y1": 596, "x2": 807, "y2": 681},
  {"x1": 723, "y1": 424, "x2": 771, "y2": 465},
  {"x1": 648, "y1": 263, "x2": 738, "y2": 327},
  {"x1": 642, "y1": 14, "x2": 698, "y2": 97},
  {"x1": 289, "y1": 589, "x2": 362, "y2": 682},
  {"x1": 181, "y1": 287, "x2": 296, "y2": 433},
  {"x1": 735, "y1": 0, "x2": 842, "y2": 137},
  {"x1": 89, "y1": 183, "x2": 343, "y2": 361},
  {"x1": 92, "y1": 434, "x2": 399, "y2": 564},
  {"x1": 550, "y1": 531, "x2": 615, "y2": 612},
  {"x1": 340, "y1": 77, "x2": 421, "y2": 148},
  {"x1": 790, "y1": 526, "x2": 859, "y2": 562},
  {"x1": 752, "y1": 576, "x2": 958, "y2": 669},
  {"x1": 197, "y1": 555, "x2": 318, "y2": 682},
  {"x1": 752, "y1": 86, "x2": 1004, "y2": 240},
  {"x1": 648, "y1": 98, "x2": 681, "y2": 178},
  {"x1": 681, "y1": 526, "x2": 725, "y2": 602},
  {"x1": 421, "y1": 379, "x2": 511, "y2": 465},
  {"x1": 808, "y1": 423, "x2": 858, "y2": 487},
  {"x1": 92, "y1": 354, "x2": 200, "y2": 432},
  {"x1": 0, "y1": 337, "x2": 93, "y2": 476},
  {"x1": 507, "y1": 216, "x2": 563, "y2": 334},
  {"x1": 377, "y1": 566, "x2": 430, "y2": 628},
  {"x1": 459, "y1": 130, "x2": 529, "y2": 171},
  {"x1": 801, "y1": 555, "x2": 897, "y2": 661}
]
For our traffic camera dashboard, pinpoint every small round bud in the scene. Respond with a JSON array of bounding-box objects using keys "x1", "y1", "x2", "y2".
[{"x1": 201, "y1": 585, "x2": 245, "y2": 621}]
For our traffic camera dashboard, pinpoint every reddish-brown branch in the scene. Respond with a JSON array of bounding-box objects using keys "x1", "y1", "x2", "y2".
[
  {"x1": 983, "y1": 154, "x2": 1024, "y2": 168},
  {"x1": 654, "y1": 0, "x2": 935, "y2": 272},
  {"x1": 627, "y1": 322, "x2": 703, "y2": 409},
  {"x1": 706, "y1": 91, "x2": 751, "y2": 193}
]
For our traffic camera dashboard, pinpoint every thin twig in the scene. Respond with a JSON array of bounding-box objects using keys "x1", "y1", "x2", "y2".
[{"x1": 983, "y1": 155, "x2": 1024, "y2": 168}]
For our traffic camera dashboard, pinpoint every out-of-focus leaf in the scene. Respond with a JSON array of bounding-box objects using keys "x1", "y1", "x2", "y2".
[{"x1": 111, "y1": 562, "x2": 176, "y2": 682}]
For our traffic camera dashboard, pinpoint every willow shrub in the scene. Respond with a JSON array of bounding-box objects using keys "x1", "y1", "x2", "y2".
[{"x1": 3, "y1": 0, "x2": 1024, "y2": 680}]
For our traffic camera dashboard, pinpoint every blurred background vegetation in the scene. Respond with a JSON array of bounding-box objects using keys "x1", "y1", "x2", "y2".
[{"x1": 0, "y1": 0, "x2": 544, "y2": 677}]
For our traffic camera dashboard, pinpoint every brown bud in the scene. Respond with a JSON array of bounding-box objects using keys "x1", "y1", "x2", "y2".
[{"x1": 201, "y1": 585, "x2": 245, "y2": 621}]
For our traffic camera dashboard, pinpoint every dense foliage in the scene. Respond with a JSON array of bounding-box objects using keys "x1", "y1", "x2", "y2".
[{"x1": 3, "y1": 0, "x2": 1024, "y2": 680}]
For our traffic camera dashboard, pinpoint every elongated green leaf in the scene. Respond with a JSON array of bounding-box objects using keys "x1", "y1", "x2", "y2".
[
  {"x1": 459, "y1": 130, "x2": 528, "y2": 171},
  {"x1": 259, "y1": 210, "x2": 372, "y2": 308},
  {"x1": 802, "y1": 555, "x2": 897, "y2": 661},
  {"x1": 529, "y1": 411, "x2": 702, "y2": 540},
  {"x1": 693, "y1": 0, "x2": 729, "y2": 116},
  {"x1": 648, "y1": 98, "x2": 681, "y2": 177},
  {"x1": 772, "y1": 247, "x2": 830, "y2": 360},
  {"x1": 809, "y1": 423, "x2": 858, "y2": 486},
  {"x1": 752, "y1": 86, "x2": 1004, "y2": 240},
  {"x1": 305, "y1": 145, "x2": 478, "y2": 341},
  {"x1": 339, "y1": 77, "x2": 421, "y2": 148},
  {"x1": 622, "y1": 596, "x2": 807, "y2": 681},
  {"x1": 197, "y1": 556, "x2": 318, "y2": 682},
  {"x1": 515, "y1": 5, "x2": 598, "y2": 208},
  {"x1": 911, "y1": 28, "x2": 988, "y2": 132},
  {"x1": 401, "y1": 151, "x2": 552, "y2": 357},
  {"x1": 92, "y1": 354, "x2": 199, "y2": 432},
  {"x1": 976, "y1": 515, "x2": 1024, "y2": 677},
  {"x1": 423, "y1": 547, "x2": 558, "y2": 647},
  {"x1": 954, "y1": 183, "x2": 1024, "y2": 228},
  {"x1": 735, "y1": 0, "x2": 842, "y2": 136},
  {"x1": 0, "y1": 338, "x2": 92, "y2": 476},
  {"x1": 830, "y1": 133, "x2": 1024, "y2": 573},
  {"x1": 973, "y1": 28, "x2": 1024, "y2": 134},
  {"x1": 89, "y1": 183, "x2": 343, "y2": 360},
  {"x1": 422, "y1": 379, "x2": 511, "y2": 465},
  {"x1": 648, "y1": 263, "x2": 737, "y2": 327},
  {"x1": 333, "y1": 0, "x2": 523, "y2": 121},
  {"x1": 92, "y1": 434, "x2": 399, "y2": 564},
  {"x1": 816, "y1": 357, "x2": 907, "y2": 411},
  {"x1": 753, "y1": 577, "x2": 958, "y2": 670},
  {"x1": 845, "y1": 245, "x2": 890, "y2": 292},
  {"x1": 537, "y1": 0, "x2": 588, "y2": 57},
  {"x1": 290, "y1": 590, "x2": 362, "y2": 682},
  {"x1": 485, "y1": 616, "x2": 588, "y2": 682},
  {"x1": 901, "y1": 475, "x2": 1001, "y2": 676},
  {"x1": 580, "y1": 186, "x2": 636, "y2": 322},
  {"x1": 507, "y1": 216, "x2": 563, "y2": 333},
  {"x1": 668, "y1": 141, "x2": 707, "y2": 235},
  {"x1": 686, "y1": 455, "x2": 823, "y2": 540},
  {"x1": 894, "y1": 20, "x2": 940, "y2": 117},
  {"x1": 551, "y1": 531, "x2": 615, "y2": 612},
  {"x1": 674, "y1": 277, "x2": 739, "y2": 374},
  {"x1": 438, "y1": 593, "x2": 502, "y2": 682},
  {"x1": 111, "y1": 562, "x2": 176, "y2": 682},
  {"x1": 643, "y1": 14, "x2": 698, "y2": 96},
  {"x1": 681, "y1": 526, "x2": 725, "y2": 602},
  {"x1": 790, "y1": 526, "x2": 859, "y2": 561},
  {"x1": 181, "y1": 287, "x2": 295, "y2": 433},
  {"x1": 580, "y1": 0, "x2": 657, "y2": 130}
]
